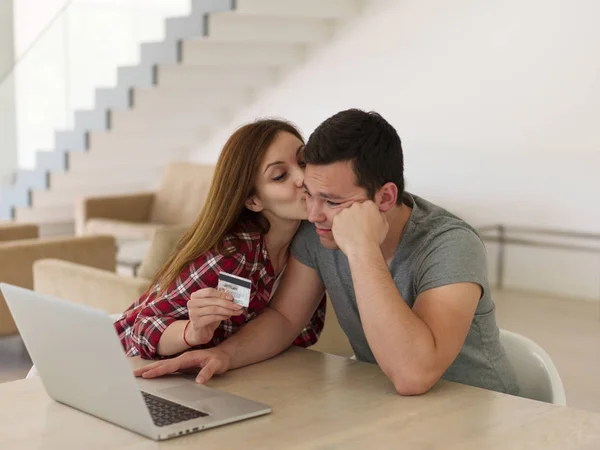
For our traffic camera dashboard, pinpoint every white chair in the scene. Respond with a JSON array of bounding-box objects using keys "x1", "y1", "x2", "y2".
[{"x1": 499, "y1": 329, "x2": 566, "y2": 406}]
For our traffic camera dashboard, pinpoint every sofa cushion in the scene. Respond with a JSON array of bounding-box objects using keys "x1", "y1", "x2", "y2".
[
  {"x1": 137, "y1": 225, "x2": 189, "y2": 280},
  {"x1": 150, "y1": 163, "x2": 213, "y2": 226},
  {"x1": 85, "y1": 219, "x2": 164, "y2": 241}
]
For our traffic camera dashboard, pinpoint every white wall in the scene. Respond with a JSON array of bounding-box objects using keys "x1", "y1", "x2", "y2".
[
  {"x1": 0, "y1": 0, "x2": 17, "y2": 186},
  {"x1": 12, "y1": 0, "x2": 190, "y2": 168},
  {"x1": 193, "y1": 0, "x2": 600, "y2": 301}
]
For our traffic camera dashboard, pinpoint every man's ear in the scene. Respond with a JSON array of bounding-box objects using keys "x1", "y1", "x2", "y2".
[
  {"x1": 245, "y1": 195, "x2": 264, "y2": 213},
  {"x1": 375, "y1": 182, "x2": 398, "y2": 212}
]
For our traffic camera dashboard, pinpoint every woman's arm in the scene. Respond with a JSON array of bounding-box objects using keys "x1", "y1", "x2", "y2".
[
  {"x1": 121, "y1": 252, "x2": 226, "y2": 358},
  {"x1": 123, "y1": 243, "x2": 252, "y2": 359},
  {"x1": 156, "y1": 288, "x2": 242, "y2": 356},
  {"x1": 123, "y1": 284, "x2": 191, "y2": 359}
]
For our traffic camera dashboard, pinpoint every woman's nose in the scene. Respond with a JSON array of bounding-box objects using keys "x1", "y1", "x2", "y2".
[{"x1": 293, "y1": 169, "x2": 304, "y2": 187}]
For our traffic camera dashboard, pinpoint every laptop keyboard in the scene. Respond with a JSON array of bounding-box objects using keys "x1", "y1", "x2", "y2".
[{"x1": 141, "y1": 391, "x2": 209, "y2": 427}]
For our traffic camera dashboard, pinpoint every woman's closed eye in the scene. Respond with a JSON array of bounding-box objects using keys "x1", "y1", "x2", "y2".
[{"x1": 272, "y1": 172, "x2": 288, "y2": 182}]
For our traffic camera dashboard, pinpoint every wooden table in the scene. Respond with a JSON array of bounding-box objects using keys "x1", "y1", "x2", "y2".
[{"x1": 2, "y1": 348, "x2": 600, "y2": 449}]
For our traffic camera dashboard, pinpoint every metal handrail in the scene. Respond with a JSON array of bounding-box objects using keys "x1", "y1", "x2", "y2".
[
  {"x1": 479, "y1": 224, "x2": 600, "y2": 241},
  {"x1": 481, "y1": 236, "x2": 600, "y2": 254},
  {"x1": 478, "y1": 224, "x2": 600, "y2": 291}
]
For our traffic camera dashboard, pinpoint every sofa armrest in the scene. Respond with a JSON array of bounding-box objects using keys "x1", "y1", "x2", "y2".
[
  {"x1": 0, "y1": 235, "x2": 116, "y2": 336},
  {"x1": 0, "y1": 223, "x2": 39, "y2": 242},
  {"x1": 75, "y1": 192, "x2": 156, "y2": 235},
  {"x1": 34, "y1": 259, "x2": 150, "y2": 314}
]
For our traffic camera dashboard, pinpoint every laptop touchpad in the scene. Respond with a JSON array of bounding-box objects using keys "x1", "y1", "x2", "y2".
[{"x1": 157, "y1": 385, "x2": 220, "y2": 404}]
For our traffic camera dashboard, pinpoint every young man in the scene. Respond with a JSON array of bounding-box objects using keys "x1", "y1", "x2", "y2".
[{"x1": 136, "y1": 109, "x2": 519, "y2": 396}]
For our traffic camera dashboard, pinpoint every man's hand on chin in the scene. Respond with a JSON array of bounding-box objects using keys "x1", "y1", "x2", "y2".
[{"x1": 331, "y1": 201, "x2": 388, "y2": 256}]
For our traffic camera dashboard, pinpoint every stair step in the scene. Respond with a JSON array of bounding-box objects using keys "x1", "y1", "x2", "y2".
[
  {"x1": 74, "y1": 109, "x2": 110, "y2": 133},
  {"x1": 109, "y1": 107, "x2": 229, "y2": 132},
  {"x1": 95, "y1": 87, "x2": 132, "y2": 111},
  {"x1": 133, "y1": 86, "x2": 254, "y2": 111},
  {"x1": 139, "y1": 40, "x2": 180, "y2": 66},
  {"x1": 35, "y1": 150, "x2": 69, "y2": 173},
  {"x1": 0, "y1": 185, "x2": 29, "y2": 209},
  {"x1": 68, "y1": 146, "x2": 191, "y2": 171},
  {"x1": 234, "y1": 0, "x2": 362, "y2": 19},
  {"x1": 15, "y1": 204, "x2": 74, "y2": 224},
  {"x1": 167, "y1": 0, "x2": 236, "y2": 41},
  {"x1": 165, "y1": 15, "x2": 207, "y2": 41},
  {"x1": 14, "y1": 170, "x2": 48, "y2": 190},
  {"x1": 31, "y1": 183, "x2": 152, "y2": 209},
  {"x1": 55, "y1": 130, "x2": 88, "y2": 152},
  {"x1": 190, "y1": 0, "x2": 235, "y2": 20},
  {"x1": 85, "y1": 130, "x2": 206, "y2": 155},
  {"x1": 117, "y1": 64, "x2": 156, "y2": 89},
  {"x1": 156, "y1": 64, "x2": 277, "y2": 89},
  {"x1": 181, "y1": 40, "x2": 305, "y2": 67},
  {"x1": 208, "y1": 13, "x2": 334, "y2": 44},
  {"x1": 49, "y1": 168, "x2": 163, "y2": 191}
]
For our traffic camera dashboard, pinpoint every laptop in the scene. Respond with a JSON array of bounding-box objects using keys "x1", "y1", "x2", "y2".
[{"x1": 0, "y1": 283, "x2": 271, "y2": 441}]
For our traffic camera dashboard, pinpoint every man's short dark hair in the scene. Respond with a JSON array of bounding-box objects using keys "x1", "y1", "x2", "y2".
[{"x1": 305, "y1": 109, "x2": 404, "y2": 204}]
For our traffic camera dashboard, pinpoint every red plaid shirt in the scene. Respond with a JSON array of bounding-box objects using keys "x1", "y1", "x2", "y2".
[{"x1": 115, "y1": 221, "x2": 326, "y2": 359}]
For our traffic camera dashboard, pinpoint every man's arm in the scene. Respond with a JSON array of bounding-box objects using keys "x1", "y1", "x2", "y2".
[
  {"x1": 332, "y1": 200, "x2": 480, "y2": 395},
  {"x1": 347, "y1": 244, "x2": 479, "y2": 395},
  {"x1": 215, "y1": 255, "x2": 325, "y2": 371}
]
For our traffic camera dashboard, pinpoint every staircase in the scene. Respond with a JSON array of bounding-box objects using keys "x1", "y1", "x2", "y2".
[{"x1": 0, "y1": 0, "x2": 362, "y2": 233}]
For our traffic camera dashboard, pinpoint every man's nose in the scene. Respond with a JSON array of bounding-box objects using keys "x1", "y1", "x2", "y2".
[{"x1": 307, "y1": 201, "x2": 325, "y2": 223}]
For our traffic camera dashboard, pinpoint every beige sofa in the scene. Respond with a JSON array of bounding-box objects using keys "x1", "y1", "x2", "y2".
[
  {"x1": 0, "y1": 222, "x2": 39, "y2": 242},
  {"x1": 33, "y1": 225, "x2": 188, "y2": 315},
  {"x1": 75, "y1": 162, "x2": 214, "y2": 239},
  {"x1": 0, "y1": 223, "x2": 116, "y2": 336}
]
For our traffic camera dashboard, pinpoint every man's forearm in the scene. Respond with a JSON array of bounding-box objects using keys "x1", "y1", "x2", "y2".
[
  {"x1": 218, "y1": 308, "x2": 300, "y2": 370},
  {"x1": 347, "y1": 246, "x2": 438, "y2": 393}
]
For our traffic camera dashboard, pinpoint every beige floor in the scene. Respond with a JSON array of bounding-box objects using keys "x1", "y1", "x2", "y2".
[{"x1": 0, "y1": 290, "x2": 598, "y2": 412}]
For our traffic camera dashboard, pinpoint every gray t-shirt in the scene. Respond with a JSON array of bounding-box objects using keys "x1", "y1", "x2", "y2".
[{"x1": 291, "y1": 192, "x2": 519, "y2": 395}]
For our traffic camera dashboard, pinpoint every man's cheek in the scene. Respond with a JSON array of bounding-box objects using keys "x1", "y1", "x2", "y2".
[
  {"x1": 328, "y1": 212, "x2": 342, "y2": 228},
  {"x1": 331, "y1": 206, "x2": 348, "y2": 220}
]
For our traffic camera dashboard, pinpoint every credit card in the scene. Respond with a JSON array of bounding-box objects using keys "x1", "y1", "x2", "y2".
[{"x1": 217, "y1": 272, "x2": 252, "y2": 307}]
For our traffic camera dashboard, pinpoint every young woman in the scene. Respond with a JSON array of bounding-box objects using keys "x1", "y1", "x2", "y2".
[{"x1": 114, "y1": 119, "x2": 326, "y2": 359}]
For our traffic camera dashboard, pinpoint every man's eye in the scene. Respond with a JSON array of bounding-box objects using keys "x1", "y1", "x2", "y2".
[
  {"x1": 273, "y1": 173, "x2": 287, "y2": 181},
  {"x1": 327, "y1": 201, "x2": 341, "y2": 207}
]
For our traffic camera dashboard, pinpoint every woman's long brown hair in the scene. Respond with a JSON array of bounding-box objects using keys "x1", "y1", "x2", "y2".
[{"x1": 152, "y1": 119, "x2": 304, "y2": 293}]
